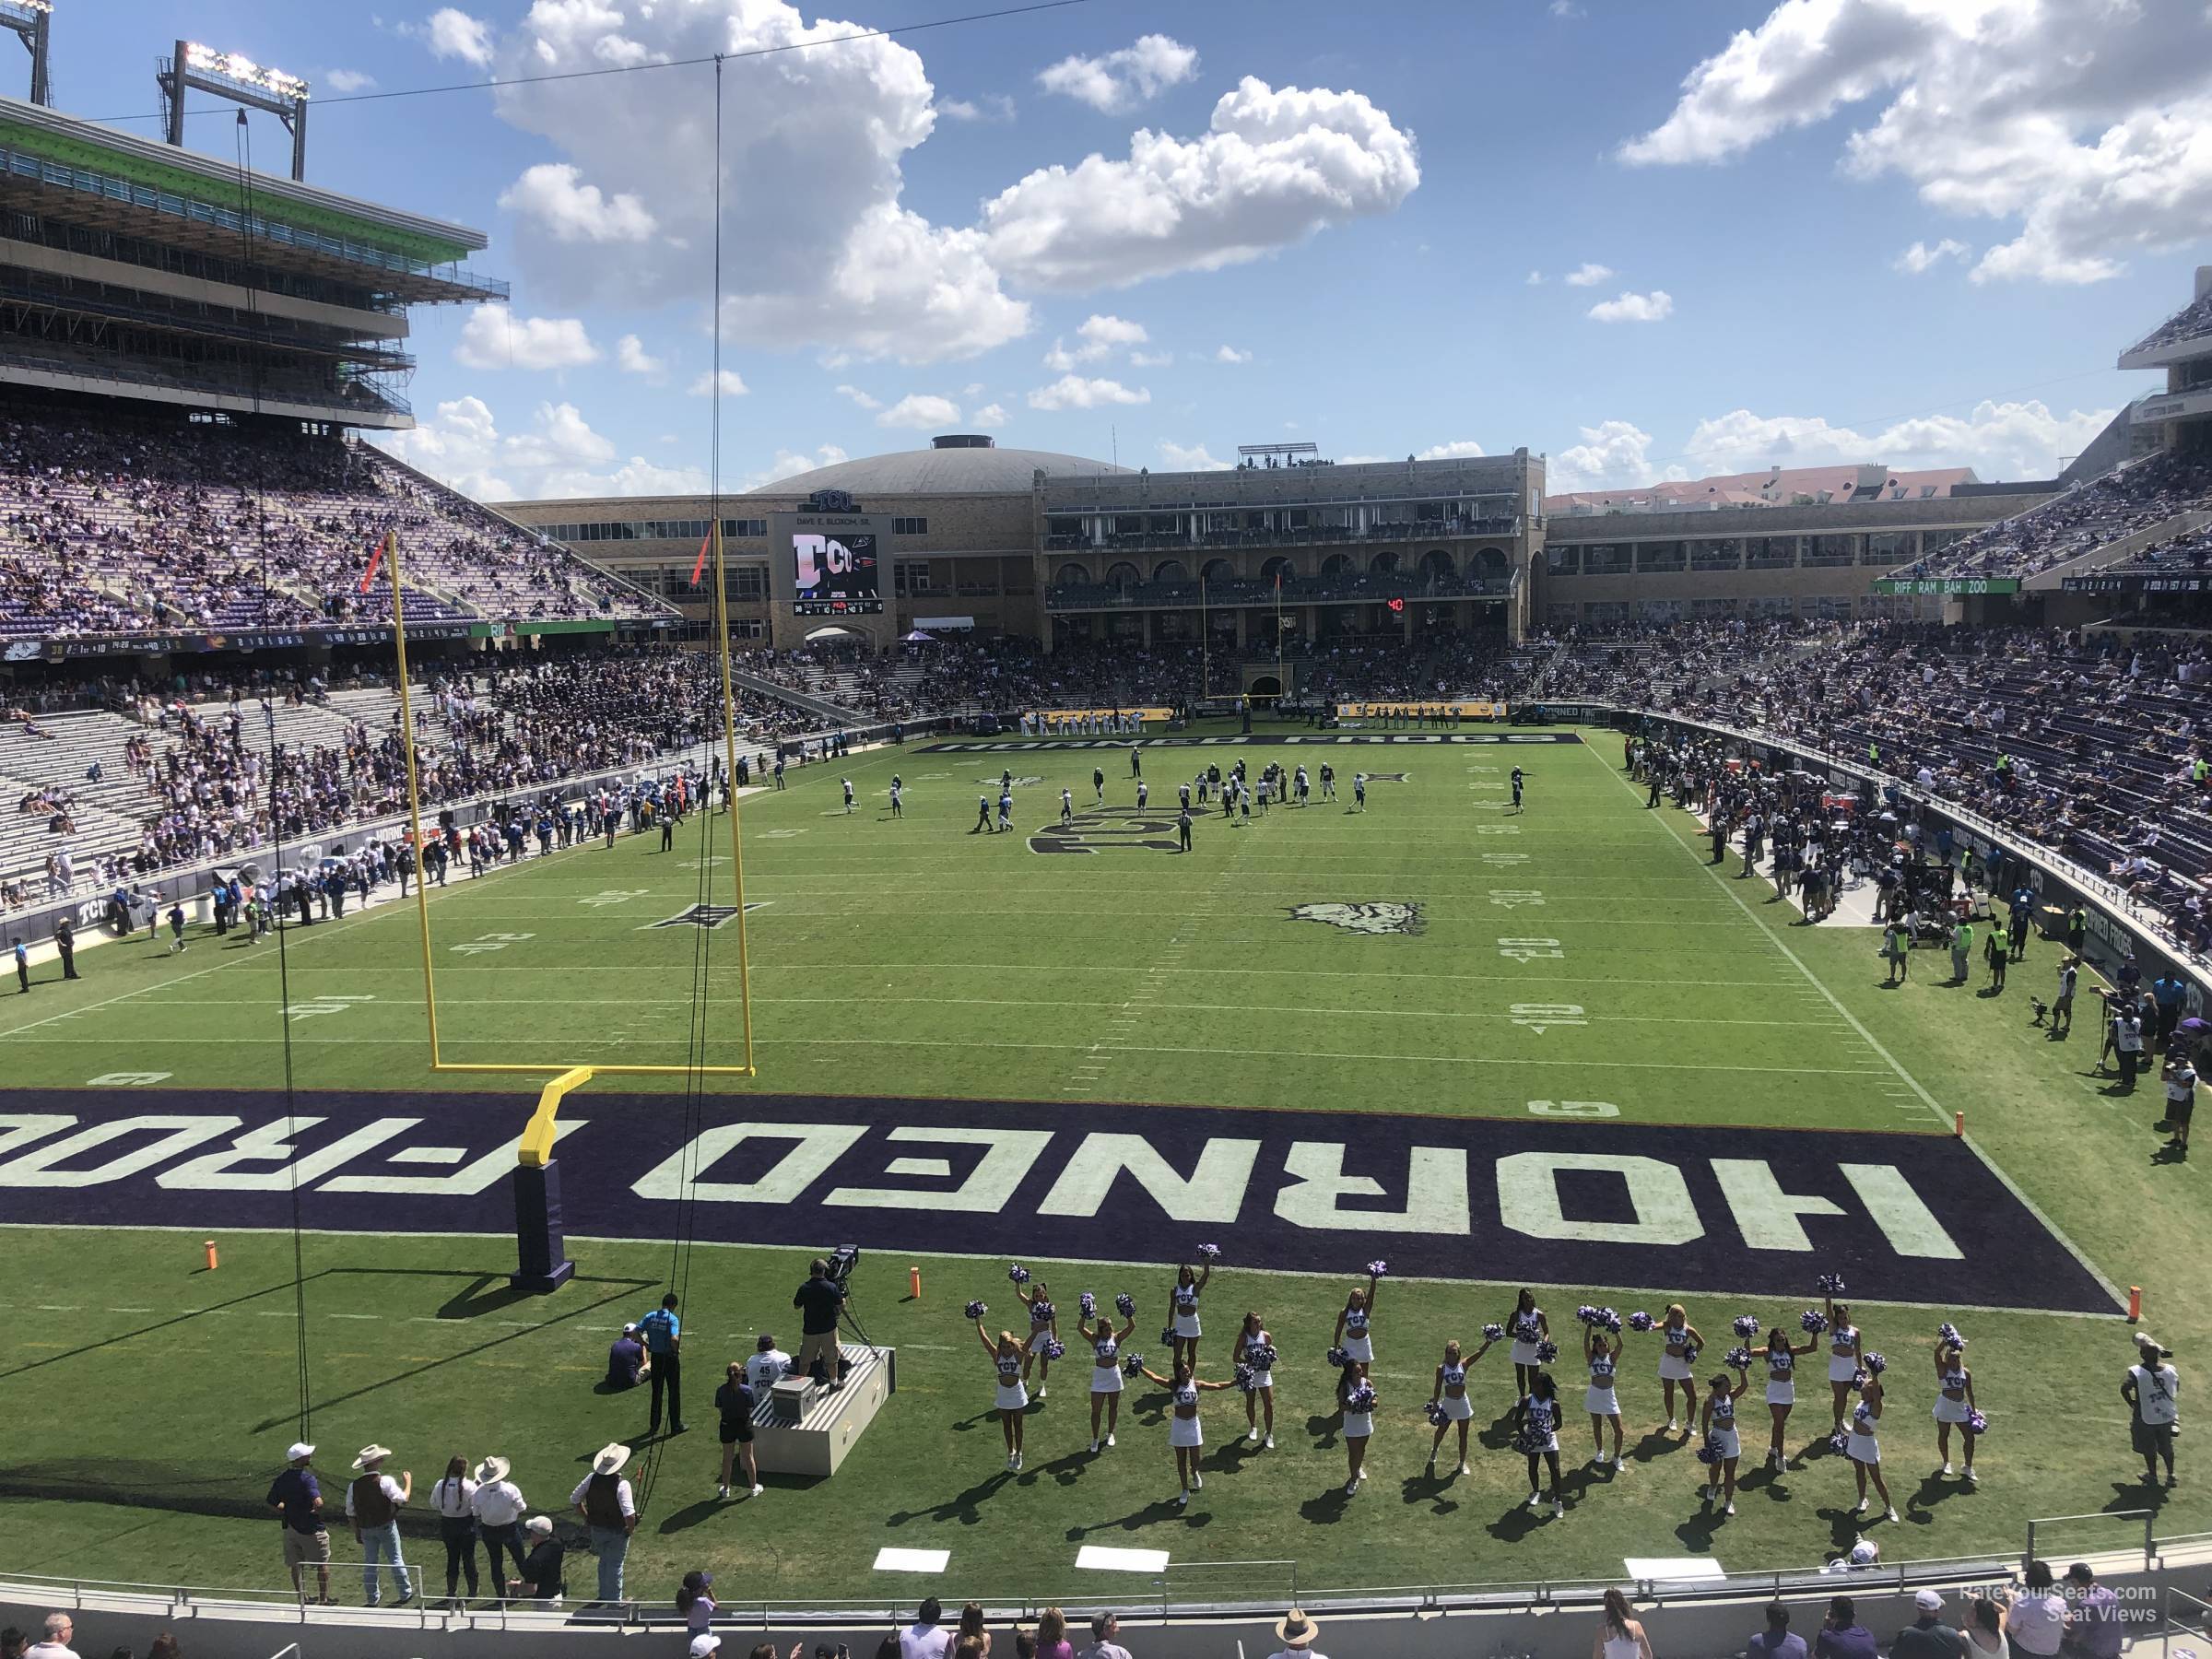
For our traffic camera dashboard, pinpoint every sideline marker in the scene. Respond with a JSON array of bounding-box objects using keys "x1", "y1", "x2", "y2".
[
  {"x1": 2129, "y1": 1286, "x2": 2142, "y2": 1324},
  {"x1": 204, "y1": 1239, "x2": 218, "y2": 1271},
  {"x1": 1953, "y1": 1111, "x2": 1964, "y2": 1138},
  {"x1": 910, "y1": 1265, "x2": 923, "y2": 1300}
]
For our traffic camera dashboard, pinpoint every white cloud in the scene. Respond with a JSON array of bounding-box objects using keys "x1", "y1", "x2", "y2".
[
  {"x1": 940, "y1": 93, "x2": 1016, "y2": 122},
  {"x1": 982, "y1": 76, "x2": 1421, "y2": 290},
  {"x1": 688, "y1": 369, "x2": 750, "y2": 397},
  {"x1": 615, "y1": 334, "x2": 665, "y2": 379},
  {"x1": 1215, "y1": 345, "x2": 1252, "y2": 364},
  {"x1": 971, "y1": 402, "x2": 1008, "y2": 429},
  {"x1": 1894, "y1": 237, "x2": 1971, "y2": 275},
  {"x1": 834, "y1": 383, "x2": 884, "y2": 410},
  {"x1": 1550, "y1": 0, "x2": 1583, "y2": 15},
  {"x1": 1036, "y1": 34, "x2": 1199, "y2": 113},
  {"x1": 1159, "y1": 440, "x2": 1230, "y2": 470},
  {"x1": 497, "y1": 163, "x2": 658, "y2": 245},
  {"x1": 1548, "y1": 420, "x2": 1682, "y2": 492},
  {"x1": 412, "y1": 7, "x2": 492, "y2": 67},
  {"x1": 324, "y1": 69, "x2": 377, "y2": 93},
  {"x1": 1562, "y1": 261, "x2": 1614, "y2": 287},
  {"x1": 741, "y1": 444, "x2": 851, "y2": 491},
  {"x1": 877, "y1": 393, "x2": 962, "y2": 429},
  {"x1": 1586, "y1": 288, "x2": 1673, "y2": 324},
  {"x1": 1619, "y1": 0, "x2": 2212, "y2": 285},
  {"x1": 1129, "y1": 349, "x2": 1174, "y2": 367},
  {"x1": 379, "y1": 395, "x2": 709, "y2": 501},
  {"x1": 1524, "y1": 269, "x2": 1545, "y2": 286},
  {"x1": 1045, "y1": 313, "x2": 1151, "y2": 370},
  {"x1": 453, "y1": 305, "x2": 600, "y2": 371},
  {"x1": 1418, "y1": 440, "x2": 1486, "y2": 459},
  {"x1": 1028, "y1": 374, "x2": 1151, "y2": 410}
]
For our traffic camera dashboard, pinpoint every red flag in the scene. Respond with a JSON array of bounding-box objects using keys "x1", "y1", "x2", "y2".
[
  {"x1": 358, "y1": 533, "x2": 387, "y2": 594},
  {"x1": 690, "y1": 528, "x2": 712, "y2": 587}
]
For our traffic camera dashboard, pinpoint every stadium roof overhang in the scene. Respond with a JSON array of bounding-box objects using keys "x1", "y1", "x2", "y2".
[{"x1": 2118, "y1": 334, "x2": 2212, "y2": 372}]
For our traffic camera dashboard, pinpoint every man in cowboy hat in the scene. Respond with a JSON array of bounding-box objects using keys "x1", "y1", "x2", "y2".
[
  {"x1": 470, "y1": 1456, "x2": 528, "y2": 1599},
  {"x1": 570, "y1": 1443, "x2": 638, "y2": 1605},
  {"x1": 265, "y1": 1441, "x2": 331, "y2": 1603},
  {"x1": 1267, "y1": 1609, "x2": 1324, "y2": 1658},
  {"x1": 507, "y1": 1515, "x2": 565, "y2": 1606},
  {"x1": 344, "y1": 1444, "x2": 415, "y2": 1607}
]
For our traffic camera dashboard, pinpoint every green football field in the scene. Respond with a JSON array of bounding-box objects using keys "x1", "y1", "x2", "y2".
[{"x1": 1, "y1": 723, "x2": 2205, "y2": 1608}]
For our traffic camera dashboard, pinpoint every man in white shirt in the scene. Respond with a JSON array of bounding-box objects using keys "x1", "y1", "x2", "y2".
[
  {"x1": 22, "y1": 1611, "x2": 79, "y2": 1659},
  {"x1": 1265, "y1": 1607, "x2": 1324, "y2": 1659},
  {"x1": 471, "y1": 1454, "x2": 529, "y2": 1599},
  {"x1": 747, "y1": 1333, "x2": 794, "y2": 1395},
  {"x1": 2123, "y1": 1340, "x2": 2181, "y2": 1488},
  {"x1": 899, "y1": 1595, "x2": 950, "y2": 1658},
  {"x1": 1080, "y1": 1609, "x2": 1135, "y2": 1659}
]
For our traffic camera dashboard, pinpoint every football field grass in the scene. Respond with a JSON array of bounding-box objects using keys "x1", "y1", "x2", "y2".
[{"x1": 1, "y1": 723, "x2": 2206, "y2": 1606}]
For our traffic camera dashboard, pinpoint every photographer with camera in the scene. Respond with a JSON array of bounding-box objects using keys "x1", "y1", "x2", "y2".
[{"x1": 795, "y1": 1254, "x2": 851, "y2": 1385}]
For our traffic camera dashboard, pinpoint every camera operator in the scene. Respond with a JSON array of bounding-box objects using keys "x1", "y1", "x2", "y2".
[{"x1": 794, "y1": 1257, "x2": 848, "y2": 1384}]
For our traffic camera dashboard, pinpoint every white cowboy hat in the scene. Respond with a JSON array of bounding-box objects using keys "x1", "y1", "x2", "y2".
[
  {"x1": 591, "y1": 1442, "x2": 631, "y2": 1477},
  {"x1": 1274, "y1": 1609, "x2": 1322, "y2": 1648},
  {"x1": 524, "y1": 1515, "x2": 553, "y2": 1537},
  {"x1": 285, "y1": 1442, "x2": 315, "y2": 1464},
  {"x1": 476, "y1": 1455, "x2": 512, "y2": 1484},
  {"x1": 351, "y1": 1444, "x2": 393, "y2": 1470}
]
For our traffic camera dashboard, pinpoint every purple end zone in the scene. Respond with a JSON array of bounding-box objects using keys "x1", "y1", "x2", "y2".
[{"x1": 0, "y1": 1088, "x2": 2116, "y2": 1314}]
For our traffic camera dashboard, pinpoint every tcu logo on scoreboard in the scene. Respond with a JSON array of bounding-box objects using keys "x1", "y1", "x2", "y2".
[{"x1": 793, "y1": 534, "x2": 860, "y2": 590}]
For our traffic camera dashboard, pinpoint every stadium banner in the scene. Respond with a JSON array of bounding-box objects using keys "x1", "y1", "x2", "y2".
[
  {"x1": 1335, "y1": 700, "x2": 1508, "y2": 720},
  {"x1": 1025, "y1": 707, "x2": 1176, "y2": 728},
  {"x1": 6, "y1": 624, "x2": 477, "y2": 659},
  {"x1": 1870, "y1": 578, "x2": 2022, "y2": 595},
  {"x1": 771, "y1": 491, "x2": 884, "y2": 618},
  {"x1": 2063, "y1": 571, "x2": 2211, "y2": 594},
  {"x1": 923, "y1": 732, "x2": 1583, "y2": 752},
  {"x1": 0, "y1": 1088, "x2": 2115, "y2": 1313}
]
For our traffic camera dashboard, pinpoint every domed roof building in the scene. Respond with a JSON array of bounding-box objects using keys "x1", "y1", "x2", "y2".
[{"x1": 752, "y1": 434, "x2": 1128, "y2": 497}]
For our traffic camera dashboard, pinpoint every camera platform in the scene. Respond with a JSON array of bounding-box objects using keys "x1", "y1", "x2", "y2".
[{"x1": 753, "y1": 1343, "x2": 896, "y2": 1478}]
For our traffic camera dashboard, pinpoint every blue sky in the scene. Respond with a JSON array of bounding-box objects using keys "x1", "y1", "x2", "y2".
[{"x1": 44, "y1": 0, "x2": 2212, "y2": 497}]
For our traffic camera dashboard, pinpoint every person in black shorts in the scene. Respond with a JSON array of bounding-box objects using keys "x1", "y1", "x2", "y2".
[{"x1": 715, "y1": 1361, "x2": 760, "y2": 1500}]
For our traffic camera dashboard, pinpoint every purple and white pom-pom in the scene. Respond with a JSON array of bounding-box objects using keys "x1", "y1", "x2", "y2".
[
  {"x1": 1817, "y1": 1273, "x2": 1847, "y2": 1296},
  {"x1": 1346, "y1": 1382, "x2": 1377, "y2": 1414},
  {"x1": 1595, "y1": 1307, "x2": 1623, "y2": 1334},
  {"x1": 1366, "y1": 1260, "x2": 1389, "y2": 1278},
  {"x1": 1160, "y1": 1324, "x2": 1178, "y2": 1347},
  {"x1": 1733, "y1": 1314, "x2": 1762, "y2": 1339},
  {"x1": 1248, "y1": 1343, "x2": 1278, "y2": 1371},
  {"x1": 1032, "y1": 1299, "x2": 1055, "y2": 1324},
  {"x1": 1724, "y1": 1347, "x2": 1755, "y2": 1370},
  {"x1": 1114, "y1": 1292, "x2": 1136, "y2": 1319},
  {"x1": 1801, "y1": 1309, "x2": 1830, "y2": 1335},
  {"x1": 1535, "y1": 1339, "x2": 1559, "y2": 1365},
  {"x1": 1327, "y1": 1346, "x2": 1352, "y2": 1371},
  {"x1": 1232, "y1": 1364, "x2": 1256, "y2": 1394},
  {"x1": 1863, "y1": 1352, "x2": 1888, "y2": 1375},
  {"x1": 1042, "y1": 1337, "x2": 1066, "y2": 1362},
  {"x1": 1827, "y1": 1428, "x2": 1853, "y2": 1453},
  {"x1": 1680, "y1": 1343, "x2": 1700, "y2": 1365},
  {"x1": 1079, "y1": 1290, "x2": 1098, "y2": 1320},
  {"x1": 1965, "y1": 1409, "x2": 1989, "y2": 1436},
  {"x1": 1007, "y1": 1264, "x2": 1031, "y2": 1285},
  {"x1": 964, "y1": 1300, "x2": 987, "y2": 1321},
  {"x1": 1851, "y1": 1369, "x2": 1871, "y2": 1393},
  {"x1": 1482, "y1": 1323, "x2": 1507, "y2": 1343},
  {"x1": 1424, "y1": 1399, "x2": 1449, "y2": 1427},
  {"x1": 1122, "y1": 1351, "x2": 1145, "y2": 1377},
  {"x1": 1195, "y1": 1242, "x2": 1222, "y2": 1261},
  {"x1": 1936, "y1": 1322, "x2": 1966, "y2": 1349},
  {"x1": 1628, "y1": 1311, "x2": 1656, "y2": 1333},
  {"x1": 1576, "y1": 1303, "x2": 1602, "y2": 1326},
  {"x1": 1696, "y1": 1437, "x2": 1723, "y2": 1465}
]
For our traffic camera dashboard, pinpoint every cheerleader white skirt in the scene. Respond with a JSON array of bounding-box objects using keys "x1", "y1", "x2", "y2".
[
  {"x1": 1766, "y1": 1380, "x2": 1796, "y2": 1406},
  {"x1": 995, "y1": 1382, "x2": 1030, "y2": 1412},
  {"x1": 1091, "y1": 1365, "x2": 1123, "y2": 1395},
  {"x1": 1933, "y1": 1395, "x2": 1971, "y2": 1424},
  {"x1": 1658, "y1": 1354, "x2": 1693, "y2": 1382},
  {"x1": 1342, "y1": 1411, "x2": 1374, "y2": 1439},
  {"x1": 1441, "y1": 1393, "x2": 1475, "y2": 1422},
  {"x1": 1509, "y1": 1339, "x2": 1540, "y2": 1367},
  {"x1": 1172, "y1": 1311, "x2": 1202, "y2": 1339},
  {"x1": 1248, "y1": 1369, "x2": 1275, "y2": 1392},
  {"x1": 1169, "y1": 1415, "x2": 1203, "y2": 1449},
  {"x1": 1710, "y1": 1426, "x2": 1741, "y2": 1459},
  {"x1": 1828, "y1": 1354, "x2": 1861, "y2": 1383},
  {"x1": 1584, "y1": 1386, "x2": 1619, "y2": 1418},
  {"x1": 1846, "y1": 1430, "x2": 1880, "y2": 1464},
  {"x1": 1029, "y1": 1330, "x2": 1055, "y2": 1355},
  {"x1": 1342, "y1": 1334, "x2": 1373, "y2": 1364}
]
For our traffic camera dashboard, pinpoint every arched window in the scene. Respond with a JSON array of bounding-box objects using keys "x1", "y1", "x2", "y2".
[
  {"x1": 1418, "y1": 548, "x2": 1455, "y2": 582},
  {"x1": 1201, "y1": 558, "x2": 1235, "y2": 585},
  {"x1": 1369, "y1": 550, "x2": 1399, "y2": 575},
  {"x1": 1320, "y1": 553, "x2": 1354, "y2": 579},
  {"x1": 1260, "y1": 555, "x2": 1295, "y2": 586},
  {"x1": 1105, "y1": 561, "x2": 1141, "y2": 590},
  {"x1": 1054, "y1": 561, "x2": 1092, "y2": 586},
  {"x1": 1154, "y1": 559, "x2": 1188, "y2": 584},
  {"x1": 1474, "y1": 547, "x2": 1511, "y2": 579}
]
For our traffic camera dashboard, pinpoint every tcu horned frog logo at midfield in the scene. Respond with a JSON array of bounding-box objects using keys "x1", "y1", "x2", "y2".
[{"x1": 1286, "y1": 901, "x2": 1425, "y2": 936}]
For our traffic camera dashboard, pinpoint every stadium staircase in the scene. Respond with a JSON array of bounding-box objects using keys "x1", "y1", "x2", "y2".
[{"x1": 728, "y1": 665, "x2": 864, "y2": 725}]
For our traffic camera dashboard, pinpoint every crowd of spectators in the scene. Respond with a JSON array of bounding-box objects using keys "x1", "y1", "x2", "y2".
[
  {"x1": 2125, "y1": 288, "x2": 2212, "y2": 358},
  {"x1": 1899, "y1": 453, "x2": 2212, "y2": 582}
]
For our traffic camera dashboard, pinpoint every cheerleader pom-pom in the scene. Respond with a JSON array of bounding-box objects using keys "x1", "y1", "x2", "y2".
[
  {"x1": 964, "y1": 1300, "x2": 987, "y2": 1321},
  {"x1": 1695, "y1": 1437, "x2": 1723, "y2": 1466},
  {"x1": 1249, "y1": 1343, "x2": 1278, "y2": 1371},
  {"x1": 1817, "y1": 1273, "x2": 1847, "y2": 1296},
  {"x1": 1079, "y1": 1290, "x2": 1098, "y2": 1319},
  {"x1": 1327, "y1": 1346, "x2": 1352, "y2": 1371},
  {"x1": 1232, "y1": 1364, "x2": 1256, "y2": 1394},
  {"x1": 1007, "y1": 1264, "x2": 1031, "y2": 1285},
  {"x1": 1115, "y1": 1292, "x2": 1136, "y2": 1319},
  {"x1": 1042, "y1": 1337, "x2": 1066, "y2": 1362},
  {"x1": 1628, "y1": 1311, "x2": 1656, "y2": 1333},
  {"x1": 1347, "y1": 1382, "x2": 1377, "y2": 1414},
  {"x1": 1680, "y1": 1343, "x2": 1700, "y2": 1366},
  {"x1": 1965, "y1": 1409, "x2": 1990, "y2": 1436},
  {"x1": 1576, "y1": 1303, "x2": 1601, "y2": 1326},
  {"x1": 1597, "y1": 1307, "x2": 1623, "y2": 1334},
  {"x1": 1366, "y1": 1259, "x2": 1389, "y2": 1278},
  {"x1": 1160, "y1": 1325, "x2": 1178, "y2": 1347},
  {"x1": 1535, "y1": 1339, "x2": 1559, "y2": 1365},
  {"x1": 1195, "y1": 1242, "x2": 1222, "y2": 1261},
  {"x1": 1801, "y1": 1309, "x2": 1830, "y2": 1335},
  {"x1": 1733, "y1": 1314, "x2": 1762, "y2": 1340},
  {"x1": 1863, "y1": 1352, "x2": 1888, "y2": 1375},
  {"x1": 1424, "y1": 1399, "x2": 1449, "y2": 1428},
  {"x1": 1827, "y1": 1428, "x2": 1853, "y2": 1454},
  {"x1": 1512, "y1": 1426, "x2": 1550, "y2": 1455},
  {"x1": 1724, "y1": 1347, "x2": 1755, "y2": 1370},
  {"x1": 1937, "y1": 1322, "x2": 1966, "y2": 1349},
  {"x1": 1851, "y1": 1370, "x2": 1871, "y2": 1393},
  {"x1": 1122, "y1": 1351, "x2": 1145, "y2": 1377},
  {"x1": 1482, "y1": 1323, "x2": 1507, "y2": 1343},
  {"x1": 1031, "y1": 1299, "x2": 1055, "y2": 1324}
]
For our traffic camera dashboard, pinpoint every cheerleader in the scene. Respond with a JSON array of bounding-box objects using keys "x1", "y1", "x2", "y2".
[
  {"x1": 1761, "y1": 1324, "x2": 1818, "y2": 1470},
  {"x1": 975, "y1": 1316, "x2": 1029, "y2": 1471},
  {"x1": 1135, "y1": 1359, "x2": 1233, "y2": 1507},
  {"x1": 1233, "y1": 1312, "x2": 1277, "y2": 1450},
  {"x1": 1426, "y1": 1334, "x2": 1497, "y2": 1477},
  {"x1": 1585, "y1": 1323, "x2": 1627, "y2": 1468},
  {"x1": 1078, "y1": 1299, "x2": 1136, "y2": 1453},
  {"x1": 1332, "y1": 1267, "x2": 1382, "y2": 1379},
  {"x1": 1169, "y1": 1259, "x2": 1211, "y2": 1373},
  {"x1": 1931, "y1": 1339, "x2": 1978, "y2": 1484},
  {"x1": 1017, "y1": 1277, "x2": 1059, "y2": 1399},
  {"x1": 1503, "y1": 1288, "x2": 1551, "y2": 1397},
  {"x1": 1846, "y1": 1371, "x2": 1898, "y2": 1523},
  {"x1": 1825, "y1": 1296, "x2": 1865, "y2": 1431},
  {"x1": 1656, "y1": 1304, "x2": 1705, "y2": 1434},
  {"x1": 1698, "y1": 1361, "x2": 1750, "y2": 1516},
  {"x1": 1335, "y1": 1359, "x2": 1378, "y2": 1496},
  {"x1": 1513, "y1": 1370, "x2": 1566, "y2": 1518}
]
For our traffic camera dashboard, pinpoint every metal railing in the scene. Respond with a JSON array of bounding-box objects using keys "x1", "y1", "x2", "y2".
[{"x1": 2027, "y1": 1510, "x2": 2158, "y2": 1572}]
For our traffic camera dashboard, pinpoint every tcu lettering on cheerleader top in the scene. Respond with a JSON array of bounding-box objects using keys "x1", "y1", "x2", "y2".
[
  {"x1": 1589, "y1": 1353, "x2": 1617, "y2": 1383},
  {"x1": 1768, "y1": 1347, "x2": 1795, "y2": 1375},
  {"x1": 1093, "y1": 1335, "x2": 1119, "y2": 1366},
  {"x1": 1346, "y1": 1308, "x2": 1371, "y2": 1335},
  {"x1": 1171, "y1": 1381, "x2": 1199, "y2": 1411},
  {"x1": 996, "y1": 1353, "x2": 1023, "y2": 1384},
  {"x1": 1441, "y1": 1361, "x2": 1467, "y2": 1390},
  {"x1": 1173, "y1": 1286, "x2": 1200, "y2": 1313}
]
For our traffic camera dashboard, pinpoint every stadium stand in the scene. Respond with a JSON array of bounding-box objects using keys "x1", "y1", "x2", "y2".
[
  {"x1": 1898, "y1": 452, "x2": 2212, "y2": 582},
  {"x1": 2124, "y1": 286, "x2": 2212, "y2": 359}
]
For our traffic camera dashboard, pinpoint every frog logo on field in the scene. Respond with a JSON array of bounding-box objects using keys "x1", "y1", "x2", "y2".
[
  {"x1": 982, "y1": 775, "x2": 1044, "y2": 788},
  {"x1": 1286, "y1": 901, "x2": 1425, "y2": 936}
]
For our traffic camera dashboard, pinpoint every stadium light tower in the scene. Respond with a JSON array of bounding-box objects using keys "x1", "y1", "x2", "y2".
[
  {"x1": 157, "y1": 38, "x2": 310, "y2": 180},
  {"x1": 0, "y1": 0, "x2": 52, "y2": 108}
]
